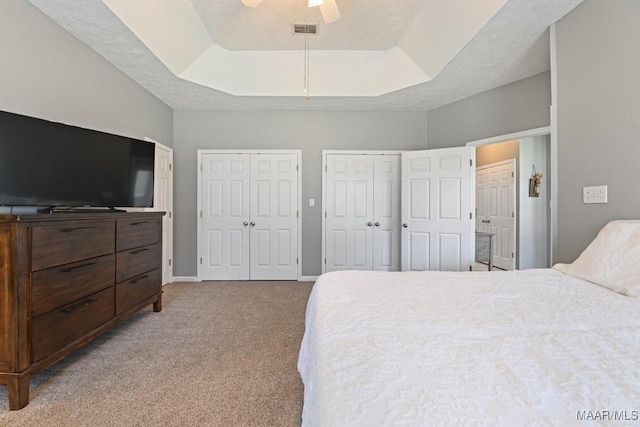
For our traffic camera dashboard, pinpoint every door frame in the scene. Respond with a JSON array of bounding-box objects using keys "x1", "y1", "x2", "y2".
[
  {"x1": 197, "y1": 149, "x2": 302, "y2": 281},
  {"x1": 475, "y1": 159, "x2": 517, "y2": 270},
  {"x1": 466, "y1": 126, "x2": 552, "y2": 266},
  {"x1": 321, "y1": 150, "x2": 404, "y2": 274}
]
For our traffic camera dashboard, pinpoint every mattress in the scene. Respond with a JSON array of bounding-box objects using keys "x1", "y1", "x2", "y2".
[{"x1": 298, "y1": 269, "x2": 640, "y2": 426}]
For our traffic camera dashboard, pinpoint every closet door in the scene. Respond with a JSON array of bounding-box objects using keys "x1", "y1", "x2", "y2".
[
  {"x1": 250, "y1": 154, "x2": 299, "y2": 280},
  {"x1": 200, "y1": 154, "x2": 251, "y2": 280},
  {"x1": 372, "y1": 155, "x2": 401, "y2": 271},
  {"x1": 401, "y1": 147, "x2": 475, "y2": 271},
  {"x1": 325, "y1": 155, "x2": 375, "y2": 271}
]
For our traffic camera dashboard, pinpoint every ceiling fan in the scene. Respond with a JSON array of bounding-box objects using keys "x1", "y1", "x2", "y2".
[{"x1": 241, "y1": 0, "x2": 341, "y2": 24}]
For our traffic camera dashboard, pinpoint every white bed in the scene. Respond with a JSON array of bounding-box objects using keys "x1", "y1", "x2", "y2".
[{"x1": 298, "y1": 221, "x2": 640, "y2": 426}]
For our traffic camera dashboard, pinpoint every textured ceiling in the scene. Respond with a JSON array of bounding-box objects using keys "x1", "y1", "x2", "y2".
[
  {"x1": 26, "y1": 0, "x2": 584, "y2": 111},
  {"x1": 193, "y1": 0, "x2": 424, "y2": 51}
]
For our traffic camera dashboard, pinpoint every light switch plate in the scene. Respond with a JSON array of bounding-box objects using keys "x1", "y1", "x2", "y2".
[
  {"x1": 583, "y1": 185, "x2": 608, "y2": 204},
  {"x1": 309, "y1": 198, "x2": 315, "y2": 207}
]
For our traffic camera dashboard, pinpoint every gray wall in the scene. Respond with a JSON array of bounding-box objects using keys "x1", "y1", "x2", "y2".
[
  {"x1": 0, "y1": 0, "x2": 172, "y2": 144},
  {"x1": 427, "y1": 72, "x2": 551, "y2": 148},
  {"x1": 518, "y1": 136, "x2": 549, "y2": 269},
  {"x1": 173, "y1": 111, "x2": 428, "y2": 277},
  {"x1": 554, "y1": 0, "x2": 640, "y2": 263}
]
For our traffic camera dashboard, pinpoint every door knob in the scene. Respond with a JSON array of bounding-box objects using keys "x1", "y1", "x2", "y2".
[
  {"x1": 243, "y1": 221, "x2": 249, "y2": 226},
  {"x1": 250, "y1": 221, "x2": 256, "y2": 226},
  {"x1": 374, "y1": 222, "x2": 380, "y2": 227},
  {"x1": 367, "y1": 222, "x2": 373, "y2": 226},
  {"x1": 402, "y1": 223, "x2": 408, "y2": 228}
]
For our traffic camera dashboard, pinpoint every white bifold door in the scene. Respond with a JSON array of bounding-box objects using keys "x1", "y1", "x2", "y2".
[
  {"x1": 401, "y1": 147, "x2": 475, "y2": 271},
  {"x1": 324, "y1": 153, "x2": 401, "y2": 272},
  {"x1": 198, "y1": 152, "x2": 299, "y2": 280}
]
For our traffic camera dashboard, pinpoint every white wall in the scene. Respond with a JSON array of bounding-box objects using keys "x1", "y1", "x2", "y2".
[
  {"x1": 173, "y1": 110, "x2": 428, "y2": 278},
  {"x1": 0, "y1": 0, "x2": 172, "y2": 144}
]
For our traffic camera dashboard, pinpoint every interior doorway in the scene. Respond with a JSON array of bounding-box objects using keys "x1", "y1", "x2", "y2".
[
  {"x1": 476, "y1": 159, "x2": 516, "y2": 270},
  {"x1": 468, "y1": 128, "x2": 551, "y2": 269}
]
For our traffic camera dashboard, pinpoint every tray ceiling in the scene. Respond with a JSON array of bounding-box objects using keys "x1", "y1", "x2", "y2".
[{"x1": 26, "y1": 0, "x2": 583, "y2": 111}]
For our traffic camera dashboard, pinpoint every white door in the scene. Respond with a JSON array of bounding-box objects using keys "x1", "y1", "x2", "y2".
[
  {"x1": 154, "y1": 143, "x2": 173, "y2": 285},
  {"x1": 401, "y1": 147, "x2": 475, "y2": 271},
  {"x1": 373, "y1": 155, "x2": 401, "y2": 271},
  {"x1": 325, "y1": 154, "x2": 375, "y2": 271},
  {"x1": 250, "y1": 154, "x2": 299, "y2": 280},
  {"x1": 324, "y1": 153, "x2": 401, "y2": 272},
  {"x1": 476, "y1": 160, "x2": 516, "y2": 270},
  {"x1": 199, "y1": 154, "x2": 251, "y2": 280}
]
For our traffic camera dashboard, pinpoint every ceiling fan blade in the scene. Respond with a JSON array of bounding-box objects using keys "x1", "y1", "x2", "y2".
[
  {"x1": 242, "y1": 0, "x2": 263, "y2": 7},
  {"x1": 319, "y1": 0, "x2": 340, "y2": 23}
]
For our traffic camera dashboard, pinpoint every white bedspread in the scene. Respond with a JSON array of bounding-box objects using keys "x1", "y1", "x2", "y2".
[{"x1": 298, "y1": 269, "x2": 640, "y2": 426}]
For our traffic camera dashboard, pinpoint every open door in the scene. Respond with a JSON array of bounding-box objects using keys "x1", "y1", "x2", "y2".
[
  {"x1": 401, "y1": 147, "x2": 475, "y2": 271},
  {"x1": 153, "y1": 142, "x2": 174, "y2": 285}
]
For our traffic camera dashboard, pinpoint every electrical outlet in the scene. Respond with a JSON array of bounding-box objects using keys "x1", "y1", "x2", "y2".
[{"x1": 583, "y1": 185, "x2": 608, "y2": 204}]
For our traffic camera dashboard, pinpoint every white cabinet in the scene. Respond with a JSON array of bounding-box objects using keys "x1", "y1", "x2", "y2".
[
  {"x1": 323, "y1": 153, "x2": 401, "y2": 272},
  {"x1": 198, "y1": 151, "x2": 300, "y2": 280}
]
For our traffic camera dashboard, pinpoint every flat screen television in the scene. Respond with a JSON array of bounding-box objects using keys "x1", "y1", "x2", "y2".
[{"x1": 0, "y1": 110, "x2": 155, "y2": 211}]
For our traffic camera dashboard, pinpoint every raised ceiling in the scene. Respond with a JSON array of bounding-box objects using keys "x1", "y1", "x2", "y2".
[{"x1": 26, "y1": 0, "x2": 583, "y2": 111}]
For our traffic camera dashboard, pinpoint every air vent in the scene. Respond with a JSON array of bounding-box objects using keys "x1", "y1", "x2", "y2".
[{"x1": 292, "y1": 23, "x2": 319, "y2": 35}]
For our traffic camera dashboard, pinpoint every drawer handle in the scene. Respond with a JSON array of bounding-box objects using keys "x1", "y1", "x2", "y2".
[
  {"x1": 130, "y1": 221, "x2": 148, "y2": 226},
  {"x1": 62, "y1": 298, "x2": 97, "y2": 314},
  {"x1": 130, "y1": 248, "x2": 149, "y2": 255},
  {"x1": 60, "y1": 226, "x2": 96, "y2": 233},
  {"x1": 61, "y1": 262, "x2": 96, "y2": 273},
  {"x1": 131, "y1": 275, "x2": 149, "y2": 284}
]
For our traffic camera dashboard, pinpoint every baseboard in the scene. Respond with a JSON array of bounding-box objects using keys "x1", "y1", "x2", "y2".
[
  {"x1": 171, "y1": 276, "x2": 200, "y2": 282},
  {"x1": 299, "y1": 276, "x2": 319, "y2": 282}
]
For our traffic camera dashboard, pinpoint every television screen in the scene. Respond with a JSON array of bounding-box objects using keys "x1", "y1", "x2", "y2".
[{"x1": 0, "y1": 110, "x2": 155, "y2": 209}]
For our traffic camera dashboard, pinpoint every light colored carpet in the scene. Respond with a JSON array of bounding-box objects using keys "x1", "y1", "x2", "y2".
[{"x1": 0, "y1": 280, "x2": 314, "y2": 426}]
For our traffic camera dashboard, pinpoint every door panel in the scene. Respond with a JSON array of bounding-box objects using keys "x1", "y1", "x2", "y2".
[
  {"x1": 409, "y1": 232, "x2": 430, "y2": 271},
  {"x1": 402, "y1": 147, "x2": 475, "y2": 271},
  {"x1": 154, "y1": 145, "x2": 173, "y2": 285},
  {"x1": 373, "y1": 155, "x2": 401, "y2": 271},
  {"x1": 200, "y1": 154, "x2": 250, "y2": 280},
  {"x1": 325, "y1": 155, "x2": 374, "y2": 272},
  {"x1": 250, "y1": 154, "x2": 298, "y2": 280}
]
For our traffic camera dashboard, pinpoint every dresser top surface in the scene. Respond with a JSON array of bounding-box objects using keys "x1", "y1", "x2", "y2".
[{"x1": 0, "y1": 211, "x2": 165, "y2": 223}]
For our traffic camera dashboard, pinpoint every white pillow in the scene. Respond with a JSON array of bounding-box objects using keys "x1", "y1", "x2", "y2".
[{"x1": 553, "y1": 220, "x2": 640, "y2": 298}]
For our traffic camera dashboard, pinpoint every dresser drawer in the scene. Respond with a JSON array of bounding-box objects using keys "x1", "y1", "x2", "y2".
[
  {"x1": 116, "y1": 243, "x2": 161, "y2": 283},
  {"x1": 116, "y1": 218, "x2": 160, "y2": 252},
  {"x1": 31, "y1": 287, "x2": 115, "y2": 362},
  {"x1": 116, "y1": 268, "x2": 161, "y2": 316},
  {"x1": 31, "y1": 254, "x2": 115, "y2": 317},
  {"x1": 32, "y1": 221, "x2": 115, "y2": 271}
]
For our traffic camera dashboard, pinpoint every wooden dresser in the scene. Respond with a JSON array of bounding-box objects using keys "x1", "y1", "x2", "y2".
[{"x1": 0, "y1": 211, "x2": 164, "y2": 410}]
